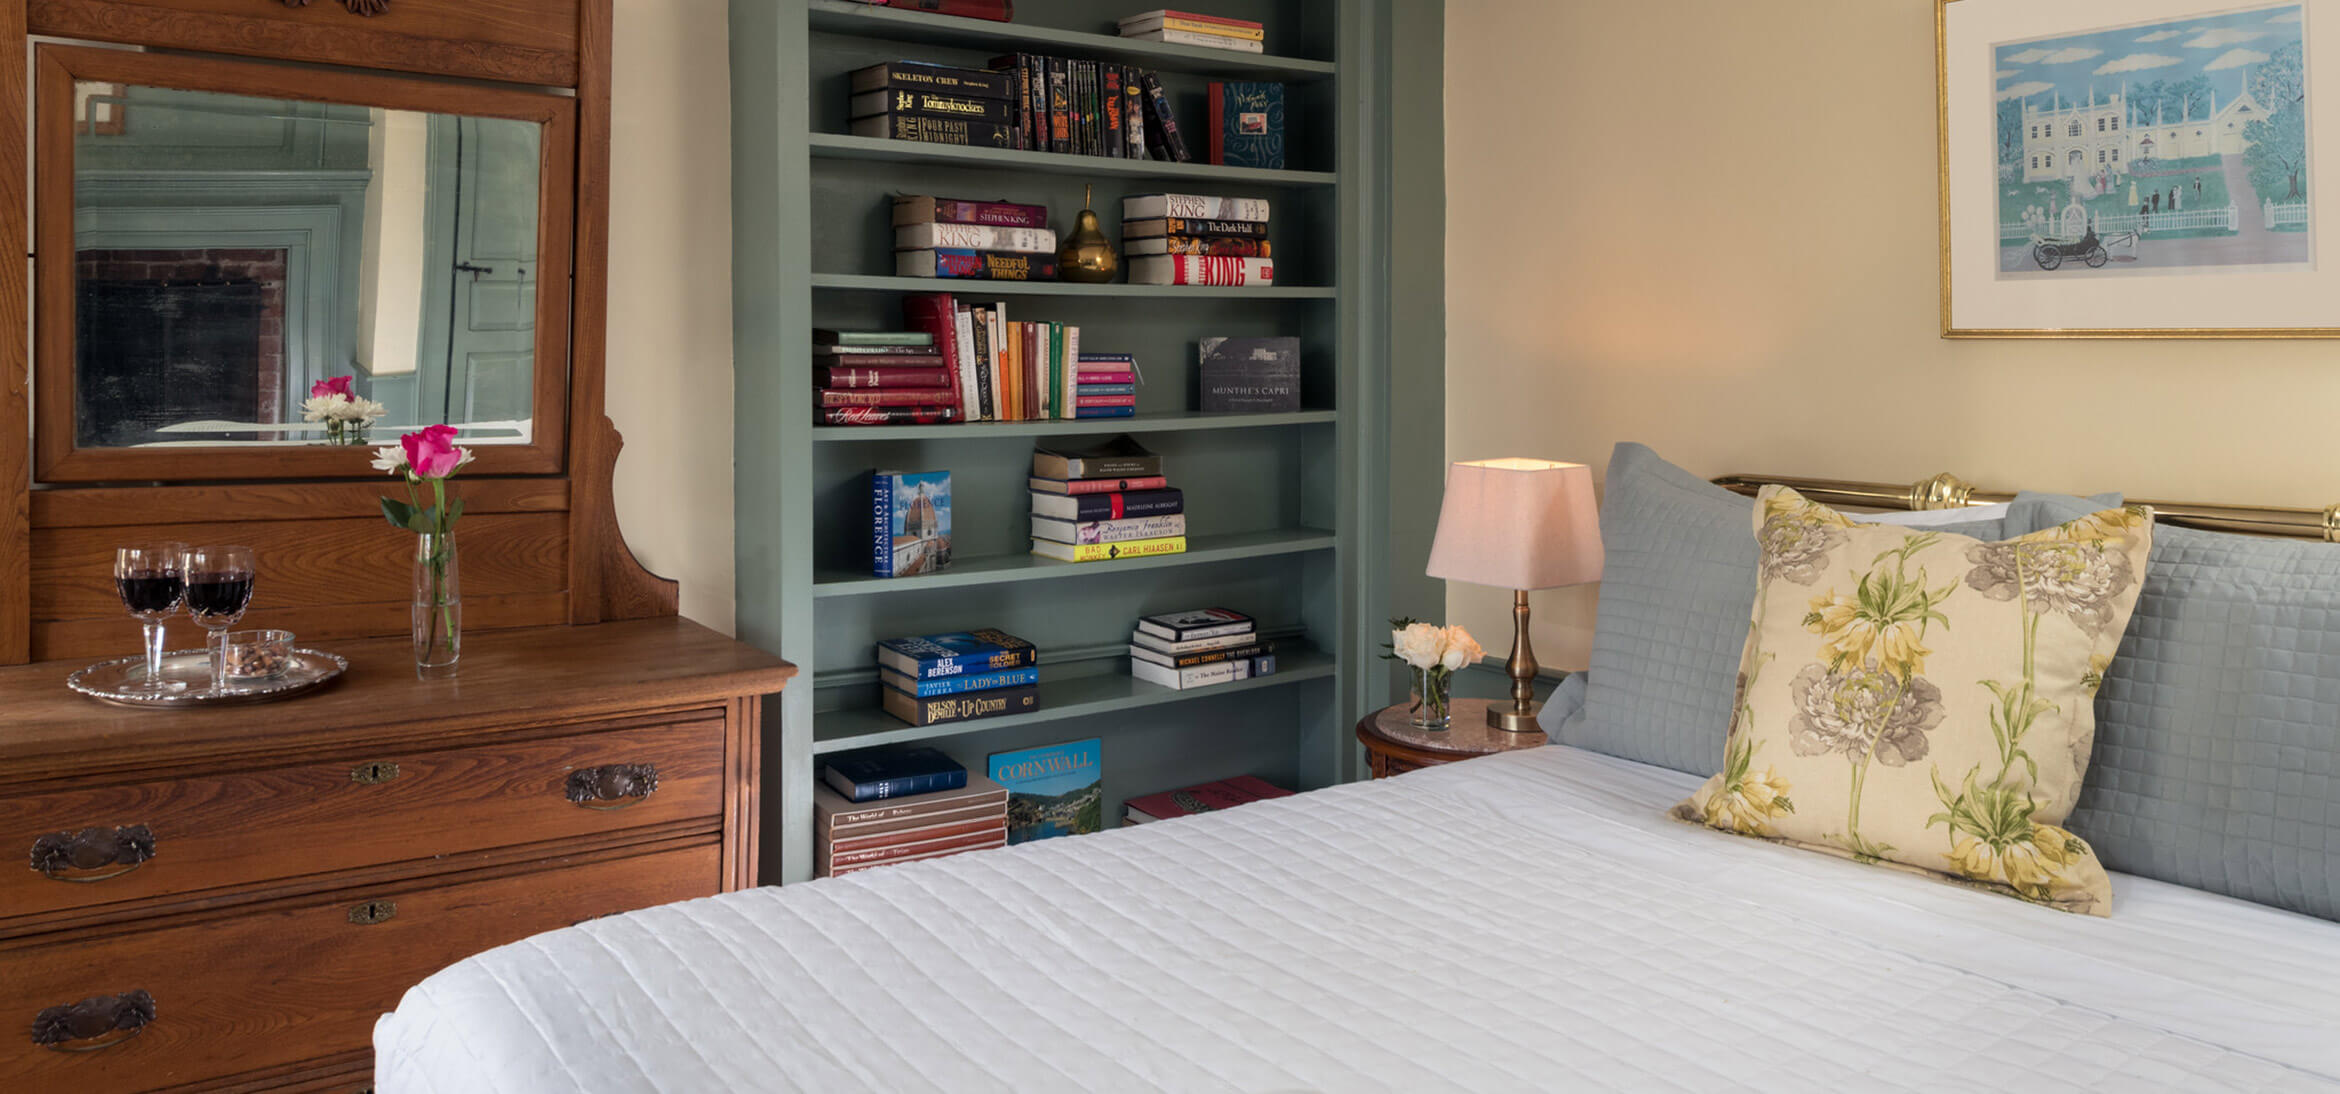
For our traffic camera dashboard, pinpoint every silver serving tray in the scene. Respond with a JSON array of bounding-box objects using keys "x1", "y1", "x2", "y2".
[{"x1": 66, "y1": 648, "x2": 349, "y2": 708}]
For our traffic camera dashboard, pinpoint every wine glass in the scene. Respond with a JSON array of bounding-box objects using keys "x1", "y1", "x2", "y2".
[
  {"x1": 113, "y1": 544, "x2": 188, "y2": 695},
  {"x1": 184, "y1": 546, "x2": 257, "y2": 695}
]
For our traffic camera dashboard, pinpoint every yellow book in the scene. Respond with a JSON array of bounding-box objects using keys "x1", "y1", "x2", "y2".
[
  {"x1": 1030, "y1": 535, "x2": 1188, "y2": 563},
  {"x1": 1121, "y1": 15, "x2": 1266, "y2": 41}
]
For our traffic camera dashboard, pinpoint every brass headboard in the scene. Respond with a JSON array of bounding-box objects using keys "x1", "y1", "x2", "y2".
[{"x1": 1712, "y1": 472, "x2": 2340, "y2": 543}]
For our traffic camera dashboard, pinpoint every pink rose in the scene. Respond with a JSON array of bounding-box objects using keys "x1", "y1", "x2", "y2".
[
  {"x1": 400, "y1": 424, "x2": 466, "y2": 479},
  {"x1": 310, "y1": 376, "x2": 356, "y2": 400}
]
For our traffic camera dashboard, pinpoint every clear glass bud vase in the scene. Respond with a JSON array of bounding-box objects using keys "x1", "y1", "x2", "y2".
[
  {"x1": 413, "y1": 532, "x2": 461, "y2": 675},
  {"x1": 1409, "y1": 665, "x2": 1453, "y2": 730}
]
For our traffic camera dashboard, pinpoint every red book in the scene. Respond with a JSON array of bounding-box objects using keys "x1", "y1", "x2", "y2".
[
  {"x1": 828, "y1": 838, "x2": 1005, "y2": 876},
  {"x1": 1029, "y1": 474, "x2": 1169, "y2": 495},
  {"x1": 822, "y1": 353, "x2": 945, "y2": 369},
  {"x1": 828, "y1": 816, "x2": 1009, "y2": 855},
  {"x1": 1125, "y1": 776, "x2": 1292, "y2": 823},
  {"x1": 862, "y1": 0, "x2": 1012, "y2": 22},
  {"x1": 1075, "y1": 394, "x2": 1136, "y2": 408},
  {"x1": 821, "y1": 389, "x2": 962, "y2": 408},
  {"x1": 1156, "y1": 9, "x2": 1264, "y2": 29},
  {"x1": 1072, "y1": 371, "x2": 1135, "y2": 385},
  {"x1": 821, "y1": 406, "x2": 965, "y2": 426},
  {"x1": 817, "y1": 366, "x2": 955, "y2": 389},
  {"x1": 823, "y1": 825, "x2": 1009, "y2": 870},
  {"x1": 900, "y1": 293, "x2": 967, "y2": 410}
]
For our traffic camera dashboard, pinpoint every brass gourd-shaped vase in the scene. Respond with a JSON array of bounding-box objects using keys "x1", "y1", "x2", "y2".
[{"x1": 1057, "y1": 184, "x2": 1119, "y2": 284}]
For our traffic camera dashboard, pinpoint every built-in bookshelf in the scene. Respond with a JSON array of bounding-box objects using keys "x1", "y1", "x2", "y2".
[{"x1": 732, "y1": 0, "x2": 1397, "y2": 884}]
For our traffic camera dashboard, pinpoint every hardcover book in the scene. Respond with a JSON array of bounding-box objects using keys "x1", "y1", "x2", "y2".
[
  {"x1": 883, "y1": 683, "x2": 1041, "y2": 727},
  {"x1": 1209, "y1": 82, "x2": 1285, "y2": 169},
  {"x1": 875, "y1": 629, "x2": 1039, "y2": 679},
  {"x1": 1198, "y1": 336, "x2": 1301, "y2": 413},
  {"x1": 814, "y1": 774, "x2": 1007, "y2": 832},
  {"x1": 821, "y1": 745, "x2": 968, "y2": 802},
  {"x1": 820, "y1": 406, "x2": 965, "y2": 426},
  {"x1": 1122, "y1": 194, "x2": 1269, "y2": 223},
  {"x1": 1029, "y1": 512, "x2": 1188, "y2": 544},
  {"x1": 1029, "y1": 536, "x2": 1186, "y2": 563},
  {"x1": 821, "y1": 823, "x2": 1009, "y2": 870},
  {"x1": 813, "y1": 344, "x2": 948, "y2": 357},
  {"x1": 1136, "y1": 607, "x2": 1256, "y2": 642},
  {"x1": 821, "y1": 389, "x2": 961, "y2": 408},
  {"x1": 871, "y1": 469, "x2": 951, "y2": 578},
  {"x1": 815, "y1": 329, "x2": 936, "y2": 346},
  {"x1": 1126, "y1": 236, "x2": 1271, "y2": 257},
  {"x1": 898, "y1": 249, "x2": 1061, "y2": 280},
  {"x1": 1121, "y1": 216, "x2": 1270, "y2": 240},
  {"x1": 818, "y1": 366, "x2": 954, "y2": 389},
  {"x1": 1124, "y1": 28, "x2": 1266, "y2": 53},
  {"x1": 850, "y1": 89, "x2": 1013, "y2": 124},
  {"x1": 1123, "y1": 775, "x2": 1291, "y2": 825},
  {"x1": 1129, "y1": 255, "x2": 1274, "y2": 286},
  {"x1": 1132, "y1": 628, "x2": 1267, "y2": 655},
  {"x1": 1128, "y1": 638, "x2": 1274, "y2": 668},
  {"x1": 1119, "y1": 11, "x2": 1265, "y2": 39},
  {"x1": 850, "y1": 114, "x2": 1014, "y2": 148},
  {"x1": 1028, "y1": 487, "x2": 1183, "y2": 521},
  {"x1": 989, "y1": 739, "x2": 1103, "y2": 844},
  {"x1": 895, "y1": 222, "x2": 1059, "y2": 253},
  {"x1": 850, "y1": 61, "x2": 1016, "y2": 99},
  {"x1": 892, "y1": 195, "x2": 1050, "y2": 229},
  {"x1": 827, "y1": 815, "x2": 1006, "y2": 856},
  {"x1": 1131, "y1": 656, "x2": 1274, "y2": 690},
  {"x1": 1031, "y1": 434, "x2": 1160, "y2": 479},
  {"x1": 1138, "y1": 72, "x2": 1191, "y2": 162},
  {"x1": 879, "y1": 665, "x2": 1040, "y2": 698},
  {"x1": 1074, "y1": 406, "x2": 1136, "y2": 419},
  {"x1": 825, "y1": 836, "x2": 1007, "y2": 877},
  {"x1": 1028, "y1": 474, "x2": 1169, "y2": 495}
]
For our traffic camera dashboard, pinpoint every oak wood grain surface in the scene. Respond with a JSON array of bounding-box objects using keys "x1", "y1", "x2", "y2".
[
  {"x1": 0, "y1": 0, "x2": 25, "y2": 666},
  {"x1": 30, "y1": 477, "x2": 571, "y2": 529},
  {"x1": 26, "y1": 0, "x2": 582, "y2": 86}
]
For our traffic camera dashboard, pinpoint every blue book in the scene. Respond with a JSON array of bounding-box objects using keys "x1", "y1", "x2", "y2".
[
  {"x1": 1209, "y1": 81, "x2": 1285, "y2": 170},
  {"x1": 872, "y1": 470, "x2": 951, "y2": 578},
  {"x1": 1073, "y1": 383, "x2": 1136, "y2": 396},
  {"x1": 876, "y1": 630, "x2": 1040, "y2": 680},
  {"x1": 1074, "y1": 406, "x2": 1136, "y2": 419},
  {"x1": 822, "y1": 745, "x2": 968, "y2": 802},
  {"x1": 880, "y1": 665, "x2": 1041, "y2": 698},
  {"x1": 989, "y1": 739, "x2": 1102, "y2": 844}
]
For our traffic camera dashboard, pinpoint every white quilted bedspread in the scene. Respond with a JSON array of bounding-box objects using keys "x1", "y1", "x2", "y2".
[{"x1": 375, "y1": 746, "x2": 2340, "y2": 1093}]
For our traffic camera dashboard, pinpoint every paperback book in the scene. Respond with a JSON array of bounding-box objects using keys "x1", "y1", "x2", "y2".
[
  {"x1": 1029, "y1": 536, "x2": 1186, "y2": 562},
  {"x1": 876, "y1": 629, "x2": 1039, "y2": 679},
  {"x1": 1028, "y1": 488, "x2": 1184, "y2": 521},
  {"x1": 1136, "y1": 607, "x2": 1255, "y2": 642},
  {"x1": 989, "y1": 739, "x2": 1103, "y2": 844},
  {"x1": 850, "y1": 62, "x2": 1015, "y2": 98},
  {"x1": 883, "y1": 683, "x2": 1041, "y2": 727},
  {"x1": 850, "y1": 114, "x2": 1014, "y2": 148},
  {"x1": 870, "y1": 469, "x2": 951, "y2": 578},
  {"x1": 1030, "y1": 512, "x2": 1188, "y2": 545},
  {"x1": 1031, "y1": 435, "x2": 1161, "y2": 479},
  {"x1": 850, "y1": 89, "x2": 1012, "y2": 124},
  {"x1": 878, "y1": 665, "x2": 1040, "y2": 698}
]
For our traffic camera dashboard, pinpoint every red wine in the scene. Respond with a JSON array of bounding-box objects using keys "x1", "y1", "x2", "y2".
[
  {"x1": 116, "y1": 572, "x2": 185, "y2": 616},
  {"x1": 185, "y1": 572, "x2": 255, "y2": 622}
]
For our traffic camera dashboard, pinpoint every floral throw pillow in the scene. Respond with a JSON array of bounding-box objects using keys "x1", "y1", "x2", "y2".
[{"x1": 1673, "y1": 486, "x2": 2154, "y2": 916}]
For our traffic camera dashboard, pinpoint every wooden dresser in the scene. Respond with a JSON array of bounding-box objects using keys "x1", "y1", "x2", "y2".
[{"x1": 0, "y1": 618, "x2": 793, "y2": 1092}]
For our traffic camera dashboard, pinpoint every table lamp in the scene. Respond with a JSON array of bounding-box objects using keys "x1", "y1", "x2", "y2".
[{"x1": 1425, "y1": 459, "x2": 1604, "y2": 732}]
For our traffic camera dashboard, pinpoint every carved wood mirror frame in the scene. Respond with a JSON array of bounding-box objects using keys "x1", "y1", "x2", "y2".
[{"x1": 32, "y1": 44, "x2": 578, "y2": 482}]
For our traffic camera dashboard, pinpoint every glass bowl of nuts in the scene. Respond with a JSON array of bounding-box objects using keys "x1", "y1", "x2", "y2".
[{"x1": 217, "y1": 629, "x2": 295, "y2": 682}]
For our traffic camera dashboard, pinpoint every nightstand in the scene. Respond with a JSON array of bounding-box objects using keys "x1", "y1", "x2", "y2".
[{"x1": 1355, "y1": 697, "x2": 1549, "y2": 778}]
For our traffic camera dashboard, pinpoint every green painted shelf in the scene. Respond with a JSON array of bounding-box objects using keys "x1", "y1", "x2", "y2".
[
  {"x1": 808, "y1": 133, "x2": 1339, "y2": 187},
  {"x1": 806, "y1": 1, "x2": 1338, "y2": 81},
  {"x1": 811, "y1": 645, "x2": 1338, "y2": 754},
  {"x1": 810, "y1": 273, "x2": 1335, "y2": 298},
  {"x1": 813, "y1": 528, "x2": 1337, "y2": 597},
  {"x1": 812, "y1": 409, "x2": 1338, "y2": 442}
]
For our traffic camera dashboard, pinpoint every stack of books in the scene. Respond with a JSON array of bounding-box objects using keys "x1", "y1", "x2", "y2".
[
  {"x1": 814, "y1": 329, "x2": 961, "y2": 426},
  {"x1": 849, "y1": 62, "x2": 1017, "y2": 149},
  {"x1": 1123, "y1": 774, "x2": 1293, "y2": 826},
  {"x1": 877, "y1": 630, "x2": 1040, "y2": 726},
  {"x1": 1123, "y1": 194, "x2": 1274, "y2": 286},
  {"x1": 815, "y1": 748, "x2": 1010, "y2": 877},
  {"x1": 1029, "y1": 436, "x2": 1186, "y2": 562},
  {"x1": 902, "y1": 290, "x2": 1102, "y2": 422},
  {"x1": 1128, "y1": 608, "x2": 1277, "y2": 690},
  {"x1": 894, "y1": 195, "x2": 1059, "y2": 282},
  {"x1": 1117, "y1": 9, "x2": 1266, "y2": 55},
  {"x1": 1071, "y1": 353, "x2": 1136, "y2": 419},
  {"x1": 986, "y1": 54, "x2": 1192, "y2": 162}
]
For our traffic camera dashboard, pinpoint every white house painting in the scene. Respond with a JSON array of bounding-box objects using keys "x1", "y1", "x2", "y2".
[{"x1": 1994, "y1": 4, "x2": 2311, "y2": 278}]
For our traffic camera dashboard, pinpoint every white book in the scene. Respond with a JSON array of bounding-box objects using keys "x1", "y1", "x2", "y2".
[
  {"x1": 1131, "y1": 628, "x2": 1260, "y2": 655},
  {"x1": 1128, "y1": 255, "x2": 1275, "y2": 286},
  {"x1": 1116, "y1": 15, "x2": 1264, "y2": 41},
  {"x1": 953, "y1": 305, "x2": 981, "y2": 420},
  {"x1": 1122, "y1": 193, "x2": 1272, "y2": 223},
  {"x1": 987, "y1": 301, "x2": 1008, "y2": 421},
  {"x1": 1123, "y1": 28, "x2": 1266, "y2": 52},
  {"x1": 894, "y1": 222, "x2": 1058, "y2": 253},
  {"x1": 1030, "y1": 513, "x2": 1187, "y2": 544},
  {"x1": 1060, "y1": 324, "x2": 1081, "y2": 420},
  {"x1": 1131, "y1": 658, "x2": 1254, "y2": 690}
]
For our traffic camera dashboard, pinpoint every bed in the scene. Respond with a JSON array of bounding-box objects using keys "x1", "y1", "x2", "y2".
[{"x1": 374, "y1": 743, "x2": 2340, "y2": 1092}]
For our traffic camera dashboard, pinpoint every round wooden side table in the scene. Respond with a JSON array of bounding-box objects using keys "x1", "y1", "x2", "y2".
[{"x1": 1356, "y1": 697, "x2": 1548, "y2": 778}]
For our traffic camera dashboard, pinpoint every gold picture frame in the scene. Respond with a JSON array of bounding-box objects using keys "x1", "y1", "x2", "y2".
[{"x1": 1939, "y1": 0, "x2": 2336, "y2": 339}]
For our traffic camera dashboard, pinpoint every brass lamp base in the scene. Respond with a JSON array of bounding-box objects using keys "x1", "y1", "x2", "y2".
[
  {"x1": 1487, "y1": 700, "x2": 1542, "y2": 733},
  {"x1": 1489, "y1": 588, "x2": 1542, "y2": 734}
]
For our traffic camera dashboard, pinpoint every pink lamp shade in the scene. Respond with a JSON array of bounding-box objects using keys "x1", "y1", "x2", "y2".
[{"x1": 1424, "y1": 459, "x2": 1603, "y2": 590}]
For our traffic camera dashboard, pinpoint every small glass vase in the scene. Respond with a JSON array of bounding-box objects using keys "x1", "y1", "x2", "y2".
[
  {"x1": 1408, "y1": 665, "x2": 1453, "y2": 731},
  {"x1": 324, "y1": 420, "x2": 368, "y2": 446},
  {"x1": 412, "y1": 532, "x2": 461, "y2": 676}
]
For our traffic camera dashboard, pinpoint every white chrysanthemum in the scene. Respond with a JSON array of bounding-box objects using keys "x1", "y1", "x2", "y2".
[
  {"x1": 371, "y1": 445, "x2": 407, "y2": 473},
  {"x1": 301, "y1": 394, "x2": 351, "y2": 422},
  {"x1": 332, "y1": 396, "x2": 389, "y2": 424}
]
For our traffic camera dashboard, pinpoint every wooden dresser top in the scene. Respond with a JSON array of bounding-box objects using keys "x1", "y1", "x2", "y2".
[{"x1": 0, "y1": 618, "x2": 794, "y2": 783}]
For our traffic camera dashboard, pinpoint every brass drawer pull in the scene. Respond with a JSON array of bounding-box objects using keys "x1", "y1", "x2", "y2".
[
  {"x1": 351, "y1": 760, "x2": 403, "y2": 785},
  {"x1": 32, "y1": 990, "x2": 154, "y2": 1052},
  {"x1": 348, "y1": 899, "x2": 398, "y2": 926},
  {"x1": 29, "y1": 825, "x2": 157, "y2": 882},
  {"x1": 565, "y1": 764, "x2": 659, "y2": 810}
]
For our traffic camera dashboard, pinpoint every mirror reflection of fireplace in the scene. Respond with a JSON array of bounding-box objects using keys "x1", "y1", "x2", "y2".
[{"x1": 75, "y1": 247, "x2": 288, "y2": 446}]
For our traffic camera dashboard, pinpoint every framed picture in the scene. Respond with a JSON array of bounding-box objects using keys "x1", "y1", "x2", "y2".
[{"x1": 1940, "y1": 0, "x2": 2335, "y2": 337}]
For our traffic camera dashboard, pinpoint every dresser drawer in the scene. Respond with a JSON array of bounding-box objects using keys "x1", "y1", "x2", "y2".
[
  {"x1": 0, "y1": 841, "x2": 718, "y2": 1092},
  {"x1": 1, "y1": 711, "x2": 727, "y2": 921}
]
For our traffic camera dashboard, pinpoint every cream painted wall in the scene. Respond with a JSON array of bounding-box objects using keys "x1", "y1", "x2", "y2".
[
  {"x1": 606, "y1": 0, "x2": 736, "y2": 632},
  {"x1": 1444, "y1": 0, "x2": 2340, "y2": 668}
]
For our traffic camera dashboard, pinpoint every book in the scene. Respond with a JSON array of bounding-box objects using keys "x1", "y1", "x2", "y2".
[
  {"x1": 1198, "y1": 335, "x2": 1301, "y2": 413},
  {"x1": 1125, "y1": 28, "x2": 1266, "y2": 53},
  {"x1": 1072, "y1": 383, "x2": 1136, "y2": 397},
  {"x1": 1047, "y1": 56, "x2": 1071, "y2": 154},
  {"x1": 821, "y1": 745, "x2": 968, "y2": 803},
  {"x1": 1138, "y1": 72, "x2": 1191, "y2": 162},
  {"x1": 850, "y1": 114, "x2": 1015, "y2": 148},
  {"x1": 832, "y1": 0, "x2": 1011, "y2": 21},
  {"x1": 1102, "y1": 66, "x2": 1125, "y2": 158},
  {"x1": 876, "y1": 629, "x2": 1039, "y2": 679},
  {"x1": 815, "y1": 329, "x2": 935, "y2": 347},
  {"x1": 1028, "y1": 474, "x2": 1169, "y2": 495},
  {"x1": 954, "y1": 305, "x2": 988, "y2": 419},
  {"x1": 1121, "y1": 216, "x2": 1269, "y2": 240},
  {"x1": 892, "y1": 195, "x2": 1049, "y2": 229},
  {"x1": 850, "y1": 61, "x2": 1017, "y2": 99},
  {"x1": 850, "y1": 89, "x2": 1013, "y2": 124},
  {"x1": 1118, "y1": 9, "x2": 1265, "y2": 34},
  {"x1": 825, "y1": 836, "x2": 1008, "y2": 877},
  {"x1": 883, "y1": 683, "x2": 1041, "y2": 727},
  {"x1": 1123, "y1": 194, "x2": 1270, "y2": 222},
  {"x1": 901, "y1": 293, "x2": 972, "y2": 414},
  {"x1": 1030, "y1": 512, "x2": 1187, "y2": 544},
  {"x1": 1123, "y1": 776, "x2": 1291, "y2": 825},
  {"x1": 1122, "y1": 66, "x2": 1148, "y2": 158},
  {"x1": 817, "y1": 366, "x2": 955, "y2": 389},
  {"x1": 1075, "y1": 394, "x2": 1136, "y2": 408},
  {"x1": 1075, "y1": 406, "x2": 1137, "y2": 419},
  {"x1": 815, "y1": 775, "x2": 1007, "y2": 832},
  {"x1": 898, "y1": 249, "x2": 1060, "y2": 280},
  {"x1": 1126, "y1": 236, "x2": 1272, "y2": 257},
  {"x1": 1131, "y1": 628, "x2": 1266, "y2": 655},
  {"x1": 1128, "y1": 639, "x2": 1274, "y2": 668},
  {"x1": 989, "y1": 739, "x2": 1102, "y2": 844},
  {"x1": 822, "y1": 822, "x2": 1010, "y2": 870},
  {"x1": 1119, "y1": 15, "x2": 1265, "y2": 41},
  {"x1": 826, "y1": 815, "x2": 1008, "y2": 858},
  {"x1": 1031, "y1": 434, "x2": 1160, "y2": 479},
  {"x1": 1029, "y1": 487, "x2": 1184, "y2": 521},
  {"x1": 821, "y1": 389, "x2": 962, "y2": 408},
  {"x1": 1029, "y1": 536, "x2": 1186, "y2": 562},
  {"x1": 815, "y1": 352, "x2": 949, "y2": 368},
  {"x1": 820, "y1": 406, "x2": 966, "y2": 426},
  {"x1": 895, "y1": 222, "x2": 1059, "y2": 253},
  {"x1": 879, "y1": 664, "x2": 1040, "y2": 697},
  {"x1": 871, "y1": 469, "x2": 951, "y2": 578},
  {"x1": 1209, "y1": 81, "x2": 1286, "y2": 169},
  {"x1": 1129, "y1": 255, "x2": 1275, "y2": 286},
  {"x1": 1136, "y1": 607, "x2": 1256, "y2": 642},
  {"x1": 1072, "y1": 371, "x2": 1135, "y2": 385},
  {"x1": 1131, "y1": 656, "x2": 1273, "y2": 689}
]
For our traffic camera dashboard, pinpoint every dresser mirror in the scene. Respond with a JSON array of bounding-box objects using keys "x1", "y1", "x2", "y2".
[{"x1": 34, "y1": 46, "x2": 577, "y2": 482}]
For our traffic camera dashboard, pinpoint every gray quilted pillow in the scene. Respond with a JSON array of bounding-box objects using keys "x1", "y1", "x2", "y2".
[
  {"x1": 2011, "y1": 493, "x2": 2340, "y2": 922},
  {"x1": 1546, "y1": 444, "x2": 2020, "y2": 776}
]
